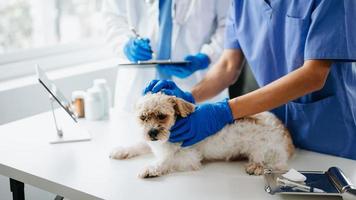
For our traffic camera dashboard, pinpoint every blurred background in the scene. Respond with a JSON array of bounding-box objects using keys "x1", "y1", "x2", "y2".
[
  {"x1": 0, "y1": 0, "x2": 115, "y2": 81},
  {"x1": 0, "y1": 0, "x2": 118, "y2": 123},
  {"x1": 0, "y1": 0, "x2": 103, "y2": 54}
]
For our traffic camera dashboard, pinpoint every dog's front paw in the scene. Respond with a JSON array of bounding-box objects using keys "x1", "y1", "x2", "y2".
[
  {"x1": 109, "y1": 147, "x2": 135, "y2": 160},
  {"x1": 245, "y1": 162, "x2": 264, "y2": 175},
  {"x1": 138, "y1": 165, "x2": 166, "y2": 178}
]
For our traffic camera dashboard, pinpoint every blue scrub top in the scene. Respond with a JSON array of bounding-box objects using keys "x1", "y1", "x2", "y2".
[{"x1": 225, "y1": 0, "x2": 356, "y2": 159}]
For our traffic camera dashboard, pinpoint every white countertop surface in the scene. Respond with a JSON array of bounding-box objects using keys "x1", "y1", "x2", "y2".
[{"x1": 0, "y1": 109, "x2": 355, "y2": 200}]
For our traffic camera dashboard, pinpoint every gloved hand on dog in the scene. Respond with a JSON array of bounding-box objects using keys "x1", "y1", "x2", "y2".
[
  {"x1": 143, "y1": 80, "x2": 195, "y2": 103},
  {"x1": 169, "y1": 99, "x2": 235, "y2": 147}
]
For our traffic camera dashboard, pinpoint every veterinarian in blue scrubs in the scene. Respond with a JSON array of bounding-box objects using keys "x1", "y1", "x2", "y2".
[{"x1": 144, "y1": 0, "x2": 356, "y2": 160}]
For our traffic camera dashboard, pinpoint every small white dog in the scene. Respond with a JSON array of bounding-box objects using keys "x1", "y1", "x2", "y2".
[{"x1": 110, "y1": 93, "x2": 294, "y2": 178}]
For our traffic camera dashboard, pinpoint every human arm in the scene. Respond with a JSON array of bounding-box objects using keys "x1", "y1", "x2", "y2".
[
  {"x1": 228, "y1": 59, "x2": 332, "y2": 119},
  {"x1": 191, "y1": 49, "x2": 245, "y2": 102}
]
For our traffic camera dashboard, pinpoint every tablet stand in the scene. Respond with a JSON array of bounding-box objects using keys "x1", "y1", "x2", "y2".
[
  {"x1": 50, "y1": 96, "x2": 64, "y2": 138},
  {"x1": 49, "y1": 96, "x2": 91, "y2": 144}
]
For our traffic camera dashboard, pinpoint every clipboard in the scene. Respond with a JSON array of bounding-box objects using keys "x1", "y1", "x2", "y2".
[
  {"x1": 264, "y1": 167, "x2": 356, "y2": 196},
  {"x1": 118, "y1": 60, "x2": 191, "y2": 67}
]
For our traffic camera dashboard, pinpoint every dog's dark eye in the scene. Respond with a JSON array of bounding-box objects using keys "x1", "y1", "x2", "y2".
[
  {"x1": 157, "y1": 114, "x2": 167, "y2": 120},
  {"x1": 140, "y1": 115, "x2": 146, "y2": 121}
]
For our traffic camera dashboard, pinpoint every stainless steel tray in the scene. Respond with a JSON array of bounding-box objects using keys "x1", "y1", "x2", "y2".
[{"x1": 264, "y1": 167, "x2": 356, "y2": 196}]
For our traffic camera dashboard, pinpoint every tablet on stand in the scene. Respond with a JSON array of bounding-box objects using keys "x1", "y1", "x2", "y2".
[{"x1": 36, "y1": 65, "x2": 91, "y2": 144}]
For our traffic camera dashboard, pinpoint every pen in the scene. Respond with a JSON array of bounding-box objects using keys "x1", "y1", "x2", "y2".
[
  {"x1": 277, "y1": 177, "x2": 325, "y2": 193},
  {"x1": 130, "y1": 27, "x2": 142, "y2": 40}
]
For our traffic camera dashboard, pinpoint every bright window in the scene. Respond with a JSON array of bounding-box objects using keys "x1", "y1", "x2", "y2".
[
  {"x1": 0, "y1": 0, "x2": 104, "y2": 54},
  {"x1": 0, "y1": 0, "x2": 115, "y2": 81}
]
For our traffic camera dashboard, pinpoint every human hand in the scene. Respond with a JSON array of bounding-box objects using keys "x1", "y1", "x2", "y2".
[
  {"x1": 157, "y1": 53, "x2": 210, "y2": 78},
  {"x1": 123, "y1": 38, "x2": 153, "y2": 62},
  {"x1": 169, "y1": 99, "x2": 234, "y2": 147},
  {"x1": 143, "y1": 80, "x2": 195, "y2": 103}
]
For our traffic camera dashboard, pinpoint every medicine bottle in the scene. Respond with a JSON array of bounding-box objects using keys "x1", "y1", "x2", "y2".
[
  {"x1": 71, "y1": 90, "x2": 86, "y2": 118},
  {"x1": 85, "y1": 88, "x2": 104, "y2": 121}
]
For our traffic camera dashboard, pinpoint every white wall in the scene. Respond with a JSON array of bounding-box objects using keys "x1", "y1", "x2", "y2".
[{"x1": 0, "y1": 66, "x2": 118, "y2": 199}]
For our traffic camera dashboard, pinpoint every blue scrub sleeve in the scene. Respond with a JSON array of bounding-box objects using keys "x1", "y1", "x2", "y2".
[
  {"x1": 304, "y1": 0, "x2": 356, "y2": 62},
  {"x1": 224, "y1": 0, "x2": 241, "y2": 49}
]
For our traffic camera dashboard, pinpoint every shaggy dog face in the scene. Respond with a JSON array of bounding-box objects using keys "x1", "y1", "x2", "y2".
[{"x1": 136, "y1": 93, "x2": 194, "y2": 142}]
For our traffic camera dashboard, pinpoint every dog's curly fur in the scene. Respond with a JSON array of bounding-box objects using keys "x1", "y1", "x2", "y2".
[{"x1": 110, "y1": 93, "x2": 294, "y2": 178}]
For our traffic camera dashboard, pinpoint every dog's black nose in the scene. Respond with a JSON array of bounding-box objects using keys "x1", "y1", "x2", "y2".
[{"x1": 148, "y1": 128, "x2": 159, "y2": 139}]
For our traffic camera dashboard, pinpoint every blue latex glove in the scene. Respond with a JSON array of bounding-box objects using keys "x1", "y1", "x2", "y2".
[
  {"x1": 123, "y1": 38, "x2": 153, "y2": 62},
  {"x1": 143, "y1": 80, "x2": 195, "y2": 103},
  {"x1": 158, "y1": 53, "x2": 210, "y2": 78},
  {"x1": 169, "y1": 99, "x2": 234, "y2": 147}
]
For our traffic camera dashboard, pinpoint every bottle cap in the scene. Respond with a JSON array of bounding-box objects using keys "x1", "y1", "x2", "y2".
[
  {"x1": 86, "y1": 88, "x2": 101, "y2": 99},
  {"x1": 94, "y1": 79, "x2": 107, "y2": 87}
]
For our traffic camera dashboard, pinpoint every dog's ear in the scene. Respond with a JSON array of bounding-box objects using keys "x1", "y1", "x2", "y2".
[{"x1": 169, "y1": 97, "x2": 195, "y2": 117}]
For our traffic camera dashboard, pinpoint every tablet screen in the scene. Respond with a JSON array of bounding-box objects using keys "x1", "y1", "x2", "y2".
[{"x1": 36, "y1": 66, "x2": 77, "y2": 122}]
